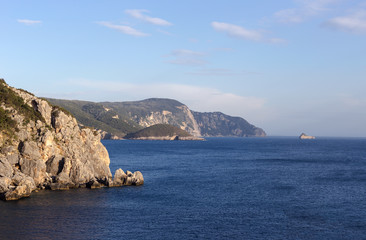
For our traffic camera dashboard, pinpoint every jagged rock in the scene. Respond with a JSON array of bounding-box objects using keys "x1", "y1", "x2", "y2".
[
  {"x1": 112, "y1": 168, "x2": 144, "y2": 186},
  {"x1": 20, "y1": 141, "x2": 42, "y2": 160},
  {"x1": 32, "y1": 99, "x2": 52, "y2": 125},
  {"x1": 113, "y1": 168, "x2": 127, "y2": 186},
  {"x1": 0, "y1": 158, "x2": 14, "y2": 178},
  {"x1": 0, "y1": 177, "x2": 12, "y2": 193},
  {"x1": 0, "y1": 172, "x2": 36, "y2": 201},
  {"x1": 19, "y1": 157, "x2": 48, "y2": 187},
  {"x1": 0, "y1": 79, "x2": 143, "y2": 200},
  {"x1": 132, "y1": 171, "x2": 144, "y2": 186}
]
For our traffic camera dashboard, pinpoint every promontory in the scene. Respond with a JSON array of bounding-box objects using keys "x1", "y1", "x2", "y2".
[{"x1": 0, "y1": 79, "x2": 143, "y2": 201}]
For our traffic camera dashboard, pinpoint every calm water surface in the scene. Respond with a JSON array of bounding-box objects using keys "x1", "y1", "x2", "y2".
[{"x1": 1, "y1": 137, "x2": 366, "y2": 239}]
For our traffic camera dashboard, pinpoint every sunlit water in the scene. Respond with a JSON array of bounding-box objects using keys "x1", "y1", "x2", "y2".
[{"x1": 1, "y1": 137, "x2": 366, "y2": 239}]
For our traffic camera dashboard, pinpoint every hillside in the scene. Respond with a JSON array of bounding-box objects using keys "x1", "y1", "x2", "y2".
[
  {"x1": 47, "y1": 98, "x2": 142, "y2": 138},
  {"x1": 46, "y1": 98, "x2": 266, "y2": 138},
  {"x1": 124, "y1": 124, "x2": 203, "y2": 140},
  {"x1": 102, "y1": 98, "x2": 201, "y2": 136},
  {"x1": 193, "y1": 111, "x2": 266, "y2": 137}
]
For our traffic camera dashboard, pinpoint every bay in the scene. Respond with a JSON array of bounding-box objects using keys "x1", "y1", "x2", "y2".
[{"x1": 1, "y1": 137, "x2": 366, "y2": 239}]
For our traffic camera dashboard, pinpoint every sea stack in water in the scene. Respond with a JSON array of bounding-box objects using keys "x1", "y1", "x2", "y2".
[
  {"x1": 299, "y1": 133, "x2": 315, "y2": 139},
  {"x1": 0, "y1": 79, "x2": 143, "y2": 201}
]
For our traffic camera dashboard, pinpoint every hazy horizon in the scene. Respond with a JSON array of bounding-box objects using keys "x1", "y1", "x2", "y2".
[{"x1": 1, "y1": 1, "x2": 365, "y2": 137}]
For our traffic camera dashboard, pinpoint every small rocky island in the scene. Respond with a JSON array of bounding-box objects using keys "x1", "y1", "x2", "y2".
[
  {"x1": 299, "y1": 133, "x2": 316, "y2": 139},
  {"x1": 124, "y1": 124, "x2": 204, "y2": 140},
  {"x1": 0, "y1": 79, "x2": 143, "y2": 201}
]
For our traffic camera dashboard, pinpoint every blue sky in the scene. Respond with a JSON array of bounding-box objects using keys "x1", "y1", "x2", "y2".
[{"x1": 1, "y1": 0, "x2": 366, "y2": 137}]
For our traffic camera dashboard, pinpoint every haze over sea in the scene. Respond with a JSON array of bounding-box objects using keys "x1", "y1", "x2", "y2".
[{"x1": 1, "y1": 137, "x2": 365, "y2": 239}]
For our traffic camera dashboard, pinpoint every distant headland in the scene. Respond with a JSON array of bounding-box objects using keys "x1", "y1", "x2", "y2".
[{"x1": 46, "y1": 98, "x2": 266, "y2": 139}]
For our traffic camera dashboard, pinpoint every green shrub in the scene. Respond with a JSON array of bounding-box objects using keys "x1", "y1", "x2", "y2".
[{"x1": 0, "y1": 79, "x2": 45, "y2": 124}]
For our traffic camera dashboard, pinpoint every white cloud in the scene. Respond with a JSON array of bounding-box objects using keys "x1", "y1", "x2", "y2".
[
  {"x1": 97, "y1": 21, "x2": 149, "y2": 37},
  {"x1": 274, "y1": 0, "x2": 341, "y2": 23},
  {"x1": 166, "y1": 49, "x2": 208, "y2": 66},
  {"x1": 211, "y1": 21, "x2": 286, "y2": 43},
  {"x1": 324, "y1": 10, "x2": 366, "y2": 33},
  {"x1": 211, "y1": 22, "x2": 262, "y2": 41},
  {"x1": 62, "y1": 79, "x2": 267, "y2": 121},
  {"x1": 125, "y1": 9, "x2": 172, "y2": 26},
  {"x1": 17, "y1": 19, "x2": 42, "y2": 25}
]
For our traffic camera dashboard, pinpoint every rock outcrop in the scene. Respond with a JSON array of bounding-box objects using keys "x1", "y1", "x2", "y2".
[
  {"x1": 299, "y1": 133, "x2": 315, "y2": 139},
  {"x1": 0, "y1": 79, "x2": 143, "y2": 200},
  {"x1": 112, "y1": 169, "x2": 144, "y2": 186}
]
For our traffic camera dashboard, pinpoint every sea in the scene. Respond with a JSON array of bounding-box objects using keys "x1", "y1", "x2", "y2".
[{"x1": 1, "y1": 137, "x2": 366, "y2": 240}]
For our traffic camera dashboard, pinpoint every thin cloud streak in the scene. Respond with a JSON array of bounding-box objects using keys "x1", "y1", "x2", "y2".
[
  {"x1": 211, "y1": 21, "x2": 286, "y2": 43},
  {"x1": 171, "y1": 49, "x2": 206, "y2": 57},
  {"x1": 17, "y1": 19, "x2": 42, "y2": 25},
  {"x1": 97, "y1": 21, "x2": 149, "y2": 37},
  {"x1": 211, "y1": 22, "x2": 262, "y2": 41},
  {"x1": 166, "y1": 49, "x2": 208, "y2": 66},
  {"x1": 187, "y1": 68, "x2": 260, "y2": 76},
  {"x1": 125, "y1": 9, "x2": 172, "y2": 26},
  {"x1": 274, "y1": 0, "x2": 341, "y2": 23},
  {"x1": 324, "y1": 10, "x2": 366, "y2": 33}
]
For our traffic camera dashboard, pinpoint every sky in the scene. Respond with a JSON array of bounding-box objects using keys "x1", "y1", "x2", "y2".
[{"x1": 1, "y1": 0, "x2": 366, "y2": 137}]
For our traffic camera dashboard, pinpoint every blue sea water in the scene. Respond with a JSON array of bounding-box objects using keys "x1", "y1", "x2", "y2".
[{"x1": 1, "y1": 137, "x2": 366, "y2": 239}]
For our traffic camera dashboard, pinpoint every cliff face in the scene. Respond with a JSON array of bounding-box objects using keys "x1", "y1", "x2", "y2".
[
  {"x1": 0, "y1": 80, "x2": 143, "y2": 201},
  {"x1": 102, "y1": 98, "x2": 202, "y2": 137},
  {"x1": 192, "y1": 111, "x2": 266, "y2": 137}
]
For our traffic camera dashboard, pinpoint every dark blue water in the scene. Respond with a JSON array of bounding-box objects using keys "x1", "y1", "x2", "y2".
[{"x1": 1, "y1": 137, "x2": 366, "y2": 239}]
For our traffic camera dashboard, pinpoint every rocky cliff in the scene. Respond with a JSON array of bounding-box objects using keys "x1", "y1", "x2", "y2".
[
  {"x1": 0, "y1": 79, "x2": 143, "y2": 201},
  {"x1": 193, "y1": 111, "x2": 266, "y2": 137},
  {"x1": 102, "y1": 98, "x2": 202, "y2": 137}
]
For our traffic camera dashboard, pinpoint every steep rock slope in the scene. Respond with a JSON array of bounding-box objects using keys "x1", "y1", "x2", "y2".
[
  {"x1": 192, "y1": 111, "x2": 266, "y2": 137},
  {"x1": 102, "y1": 98, "x2": 202, "y2": 137},
  {"x1": 0, "y1": 80, "x2": 143, "y2": 201}
]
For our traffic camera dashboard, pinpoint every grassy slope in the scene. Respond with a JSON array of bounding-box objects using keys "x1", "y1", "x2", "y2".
[
  {"x1": 46, "y1": 98, "x2": 141, "y2": 137},
  {"x1": 0, "y1": 79, "x2": 46, "y2": 144}
]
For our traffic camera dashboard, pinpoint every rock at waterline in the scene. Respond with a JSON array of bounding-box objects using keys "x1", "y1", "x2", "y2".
[
  {"x1": 299, "y1": 133, "x2": 315, "y2": 139},
  {"x1": 0, "y1": 79, "x2": 143, "y2": 201}
]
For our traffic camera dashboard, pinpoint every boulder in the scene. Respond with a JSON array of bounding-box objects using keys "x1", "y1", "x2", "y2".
[
  {"x1": 0, "y1": 172, "x2": 36, "y2": 201},
  {"x1": 112, "y1": 168, "x2": 144, "y2": 186}
]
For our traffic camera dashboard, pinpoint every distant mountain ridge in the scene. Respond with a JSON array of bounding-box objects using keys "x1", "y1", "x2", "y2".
[{"x1": 46, "y1": 98, "x2": 266, "y2": 138}]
